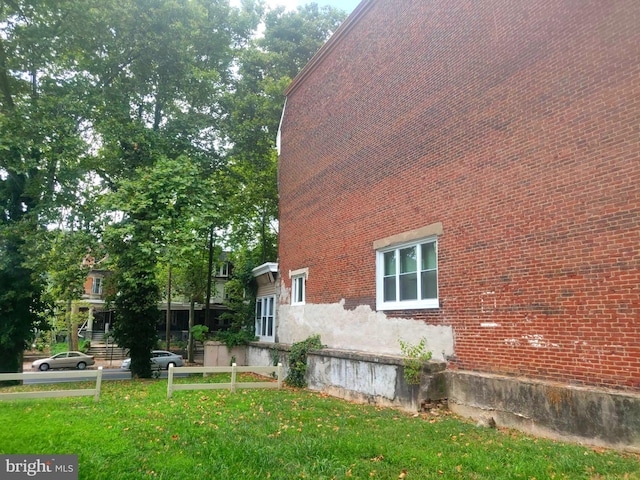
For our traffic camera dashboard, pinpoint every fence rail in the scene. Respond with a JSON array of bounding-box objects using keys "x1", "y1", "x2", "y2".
[
  {"x1": 0, "y1": 367, "x2": 103, "y2": 402},
  {"x1": 167, "y1": 363, "x2": 282, "y2": 398}
]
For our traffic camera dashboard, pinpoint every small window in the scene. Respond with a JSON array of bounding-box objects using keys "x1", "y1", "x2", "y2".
[
  {"x1": 217, "y1": 262, "x2": 229, "y2": 277},
  {"x1": 376, "y1": 238, "x2": 438, "y2": 310},
  {"x1": 255, "y1": 295, "x2": 276, "y2": 342},
  {"x1": 292, "y1": 275, "x2": 305, "y2": 305},
  {"x1": 92, "y1": 277, "x2": 103, "y2": 295}
]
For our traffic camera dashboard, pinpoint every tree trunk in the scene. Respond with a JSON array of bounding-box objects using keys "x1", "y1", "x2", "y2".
[
  {"x1": 166, "y1": 265, "x2": 172, "y2": 350},
  {"x1": 66, "y1": 299, "x2": 73, "y2": 351},
  {"x1": 204, "y1": 225, "x2": 214, "y2": 329},
  {"x1": 188, "y1": 297, "x2": 195, "y2": 363}
]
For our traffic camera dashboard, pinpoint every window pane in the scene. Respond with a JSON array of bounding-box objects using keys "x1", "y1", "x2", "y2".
[
  {"x1": 383, "y1": 277, "x2": 396, "y2": 302},
  {"x1": 293, "y1": 277, "x2": 304, "y2": 303},
  {"x1": 267, "y1": 317, "x2": 273, "y2": 337},
  {"x1": 256, "y1": 299, "x2": 262, "y2": 319},
  {"x1": 384, "y1": 251, "x2": 396, "y2": 276},
  {"x1": 399, "y1": 272, "x2": 417, "y2": 300},
  {"x1": 421, "y1": 270, "x2": 438, "y2": 299},
  {"x1": 400, "y1": 247, "x2": 417, "y2": 274},
  {"x1": 421, "y1": 242, "x2": 436, "y2": 270}
]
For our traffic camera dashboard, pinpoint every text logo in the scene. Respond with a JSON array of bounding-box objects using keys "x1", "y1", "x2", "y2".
[{"x1": 1, "y1": 455, "x2": 77, "y2": 479}]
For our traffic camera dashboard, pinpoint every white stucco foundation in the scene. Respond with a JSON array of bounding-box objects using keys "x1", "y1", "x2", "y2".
[{"x1": 276, "y1": 299, "x2": 454, "y2": 361}]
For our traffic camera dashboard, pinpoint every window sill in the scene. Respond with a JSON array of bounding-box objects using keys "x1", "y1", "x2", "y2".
[{"x1": 376, "y1": 300, "x2": 439, "y2": 311}]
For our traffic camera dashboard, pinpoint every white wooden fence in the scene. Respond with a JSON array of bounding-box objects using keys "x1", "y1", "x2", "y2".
[
  {"x1": 167, "y1": 363, "x2": 282, "y2": 398},
  {"x1": 0, "y1": 367, "x2": 103, "y2": 402}
]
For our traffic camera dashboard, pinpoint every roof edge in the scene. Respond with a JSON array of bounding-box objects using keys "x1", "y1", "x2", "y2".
[
  {"x1": 283, "y1": 0, "x2": 376, "y2": 97},
  {"x1": 252, "y1": 262, "x2": 279, "y2": 277}
]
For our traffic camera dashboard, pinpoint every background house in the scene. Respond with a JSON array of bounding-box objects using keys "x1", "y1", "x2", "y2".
[
  {"x1": 78, "y1": 258, "x2": 232, "y2": 345},
  {"x1": 275, "y1": 0, "x2": 640, "y2": 449}
]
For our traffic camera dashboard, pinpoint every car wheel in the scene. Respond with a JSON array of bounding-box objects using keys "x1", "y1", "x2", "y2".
[
  {"x1": 77, "y1": 362, "x2": 86, "y2": 370},
  {"x1": 167, "y1": 362, "x2": 176, "y2": 369},
  {"x1": 39, "y1": 363, "x2": 49, "y2": 371}
]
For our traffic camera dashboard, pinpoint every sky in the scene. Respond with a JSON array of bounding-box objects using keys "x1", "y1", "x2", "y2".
[
  {"x1": 246, "y1": 0, "x2": 361, "y2": 14},
  {"x1": 297, "y1": 0, "x2": 361, "y2": 13}
]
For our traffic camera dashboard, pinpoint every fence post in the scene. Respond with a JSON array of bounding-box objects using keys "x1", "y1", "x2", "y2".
[
  {"x1": 167, "y1": 364, "x2": 174, "y2": 398},
  {"x1": 231, "y1": 363, "x2": 237, "y2": 393},
  {"x1": 277, "y1": 363, "x2": 283, "y2": 389},
  {"x1": 94, "y1": 367, "x2": 103, "y2": 402}
]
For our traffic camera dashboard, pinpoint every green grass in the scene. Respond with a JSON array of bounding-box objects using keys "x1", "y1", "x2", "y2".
[{"x1": 0, "y1": 375, "x2": 638, "y2": 479}]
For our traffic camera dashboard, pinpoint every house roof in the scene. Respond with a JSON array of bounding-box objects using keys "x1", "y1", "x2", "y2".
[
  {"x1": 252, "y1": 262, "x2": 279, "y2": 277},
  {"x1": 283, "y1": 0, "x2": 375, "y2": 97}
]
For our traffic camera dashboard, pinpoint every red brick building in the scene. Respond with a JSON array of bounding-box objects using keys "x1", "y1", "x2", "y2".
[{"x1": 276, "y1": 0, "x2": 639, "y2": 448}]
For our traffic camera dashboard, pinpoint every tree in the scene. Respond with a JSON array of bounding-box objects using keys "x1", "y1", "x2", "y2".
[
  {"x1": 221, "y1": 4, "x2": 347, "y2": 262},
  {"x1": 171, "y1": 243, "x2": 215, "y2": 362},
  {"x1": 0, "y1": 0, "x2": 97, "y2": 373},
  {"x1": 90, "y1": 0, "x2": 261, "y2": 377},
  {"x1": 47, "y1": 230, "x2": 97, "y2": 351}
]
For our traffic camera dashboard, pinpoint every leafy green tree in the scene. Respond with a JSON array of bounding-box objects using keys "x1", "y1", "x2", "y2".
[
  {"x1": 91, "y1": 0, "x2": 260, "y2": 377},
  {"x1": 221, "y1": 4, "x2": 347, "y2": 263},
  {"x1": 171, "y1": 242, "x2": 216, "y2": 362},
  {"x1": 47, "y1": 231, "x2": 98, "y2": 351},
  {"x1": 0, "y1": 0, "x2": 97, "y2": 373},
  {"x1": 215, "y1": 249, "x2": 258, "y2": 348},
  {"x1": 262, "y1": 3, "x2": 347, "y2": 79}
]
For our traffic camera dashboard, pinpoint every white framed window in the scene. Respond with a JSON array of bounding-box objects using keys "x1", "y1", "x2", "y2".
[
  {"x1": 217, "y1": 262, "x2": 229, "y2": 277},
  {"x1": 292, "y1": 275, "x2": 305, "y2": 305},
  {"x1": 92, "y1": 277, "x2": 103, "y2": 295},
  {"x1": 376, "y1": 238, "x2": 438, "y2": 310},
  {"x1": 255, "y1": 295, "x2": 276, "y2": 342}
]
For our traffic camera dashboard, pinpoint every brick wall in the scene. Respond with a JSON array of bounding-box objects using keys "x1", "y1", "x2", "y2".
[{"x1": 279, "y1": 0, "x2": 640, "y2": 389}]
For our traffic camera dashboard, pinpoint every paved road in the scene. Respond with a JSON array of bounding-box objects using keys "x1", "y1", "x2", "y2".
[{"x1": 21, "y1": 369, "x2": 189, "y2": 384}]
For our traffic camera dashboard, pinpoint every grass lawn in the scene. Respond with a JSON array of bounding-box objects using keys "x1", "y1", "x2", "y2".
[{"x1": 0, "y1": 374, "x2": 638, "y2": 479}]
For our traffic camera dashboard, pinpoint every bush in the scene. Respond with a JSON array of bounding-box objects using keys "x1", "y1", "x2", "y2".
[
  {"x1": 398, "y1": 337, "x2": 432, "y2": 384},
  {"x1": 285, "y1": 335, "x2": 323, "y2": 388},
  {"x1": 79, "y1": 340, "x2": 91, "y2": 353}
]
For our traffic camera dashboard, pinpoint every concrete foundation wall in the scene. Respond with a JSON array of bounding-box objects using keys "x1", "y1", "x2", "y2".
[
  {"x1": 246, "y1": 343, "x2": 289, "y2": 373},
  {"x1": 247, "y1": 342, "x2": 447, "y2": 412},
  {"x1": 203, "y1": 341, "x2": 247, "y2": 367},
  {"x1": 448, "y1": 370, "x2": 640, "y2": 452},
  {"x1": 307, "y1": 348, "x2": 447, "y2": 411},
  {"x1": 277, "y1": 301, "x2": 454, "y2": 361}
]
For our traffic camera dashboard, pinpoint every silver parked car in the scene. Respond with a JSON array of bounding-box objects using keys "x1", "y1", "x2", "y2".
[
  {"x1": 32, "y1": 351, "x2": 96, "y2": 371},
  {"x1": 120, "y1": 350, "x2": 184, "y2": 370}
]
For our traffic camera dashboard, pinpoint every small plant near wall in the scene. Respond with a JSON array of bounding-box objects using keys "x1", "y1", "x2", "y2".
[
  {"x1": 398, "y1": 337, "x2": 432, "y2": 385},
  {"x1": 285, "y1": 334, "x2": 323, "y2": 388},
  {"x1": 190, "y1": 325, "x2": 210, "y2": 343}
]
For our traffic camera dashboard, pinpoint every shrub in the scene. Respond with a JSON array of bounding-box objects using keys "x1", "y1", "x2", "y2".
[
  {"x1": 398, "y1": 337, "x2": 432, "y2": 384},
  {"x1": 285, "y1": 334, "x2": 323, "y2": 388}
]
